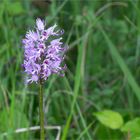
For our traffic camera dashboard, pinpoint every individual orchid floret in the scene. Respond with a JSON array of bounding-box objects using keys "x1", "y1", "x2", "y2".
[
  {"x1": 36, "y1": 18, "x2": 45, "y2": 31},
  {"x1": 22, "y1": 18, "x2": 67, "y2": 83},
  {"x1": 26, "y1": 30, "x2": 39, "y2": 42}
]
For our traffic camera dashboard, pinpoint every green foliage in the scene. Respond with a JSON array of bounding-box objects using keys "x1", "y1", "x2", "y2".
[
  {"x1": 121, "y1": 118, "x2": 140, "y2": 133},
  {"x1": 7, "y1": 2, "x2": 25, "y2": 16},
  {"x1": 0, "y1": 108, "x2": 29, "y2": 140},
  {"x1": 121, "y1": 118, "x2": 140, "y2": 140},
  {"x1": 0, "y1": 0, "x2": 140, "y2": 139},
  {"x1": 94, "y1": 110, "x2": 124, "y2": 129},
  {"x1": 0, "y1": 4, "x2": 4, "y2": 25},
  {"x1": 96, "y1": 124, "x2": 123, "y2": 140}
]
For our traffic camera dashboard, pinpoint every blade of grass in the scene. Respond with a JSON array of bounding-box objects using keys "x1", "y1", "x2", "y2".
[
  {"x1": 48, "y1": 0, "x2": 68, "y2": 23},
  {"x1": 100, "y1": 27, "x2": 140, "y2": 101},
  {"x1": 77, "y1": 121, "x2": 94, "y2": 140},
  {"x1": 76, "y1": 103, "x2": 93, "y2": 140},
  {"x1": 61, "y1": 32, "x2": 89, "y2": 140},
  {"x1": 62, "y1": 76, "x2": 93, "y2": 139}
]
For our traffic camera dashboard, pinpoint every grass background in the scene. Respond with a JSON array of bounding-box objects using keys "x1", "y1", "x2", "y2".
[{"x1": 0, "y1": 0, "x2": 140, "y2": 139}]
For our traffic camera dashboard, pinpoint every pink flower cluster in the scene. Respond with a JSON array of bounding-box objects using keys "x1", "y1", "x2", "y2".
[{"x1": 22, "y1": 18, "x2": 66, "y2": 83}]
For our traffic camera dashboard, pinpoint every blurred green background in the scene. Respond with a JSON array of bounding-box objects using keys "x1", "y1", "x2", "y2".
[{"x1": 0, "y1": 0, "x2": 140, "y2": 140}]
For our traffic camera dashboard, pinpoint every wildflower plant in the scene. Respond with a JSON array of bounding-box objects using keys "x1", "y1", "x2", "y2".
[{"x1": 22, "y1": 18, "x2": 66, "y2": 140}]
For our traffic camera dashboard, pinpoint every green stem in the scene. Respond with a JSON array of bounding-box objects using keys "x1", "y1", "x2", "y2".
[{"x1": 39, "y1": 82, "x2": 45, "y2": 140}]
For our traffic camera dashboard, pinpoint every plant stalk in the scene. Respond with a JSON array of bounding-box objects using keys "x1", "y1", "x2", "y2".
[{"x1": 39, "y1": 82, "x2": 45, "y2": 140}]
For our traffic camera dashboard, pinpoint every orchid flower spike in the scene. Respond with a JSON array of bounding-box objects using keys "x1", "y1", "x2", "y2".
[{"x1": 22, "y1": 18, "x2": 67, "y2": 83}]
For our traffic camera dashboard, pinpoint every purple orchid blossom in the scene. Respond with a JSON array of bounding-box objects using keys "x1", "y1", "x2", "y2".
[{"x1": 22, "y1": 18, "x2": 66, "y2": 83}]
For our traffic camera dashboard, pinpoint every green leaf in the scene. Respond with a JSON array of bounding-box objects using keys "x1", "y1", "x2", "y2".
[
  {"x1": 131, "y1": 132, "x2": 140, "y2": 140},
  {"x1": 7, "y1": 2, "x2": 24, "y2": 15},
  {"x1": 121, "y1": 118, "x2": 140, "y2": 133},
  {"x1": 94, "y1": 110, "x2": 123, "y2": 129}
]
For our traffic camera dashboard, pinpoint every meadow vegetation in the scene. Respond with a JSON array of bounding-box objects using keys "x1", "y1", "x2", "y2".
[{"x1": 0, "y1": 0, "x2": 140, "y2": 139}]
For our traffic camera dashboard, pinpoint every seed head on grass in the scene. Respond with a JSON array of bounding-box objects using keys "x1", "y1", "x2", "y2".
[{"x1": 22, "y1": 18, "x2": 66, "y2": 83}]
